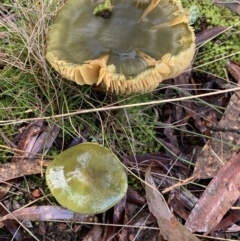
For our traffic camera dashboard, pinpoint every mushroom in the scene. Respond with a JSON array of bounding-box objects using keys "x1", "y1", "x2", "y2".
[
  {"x1": 46, "y1": 142, "x2": 127, "y2": 214},
  {"x1": 46, "y1": 0, "x2": 195, "y2": 94}
]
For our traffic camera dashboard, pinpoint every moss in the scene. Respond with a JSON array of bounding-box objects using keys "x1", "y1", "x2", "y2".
[
  {"x1": 182, "y1": 0, "x2": 240, "y2": 78},
  {"x1": 128, "y1": 175, "x2": 143, "y2": 192}
]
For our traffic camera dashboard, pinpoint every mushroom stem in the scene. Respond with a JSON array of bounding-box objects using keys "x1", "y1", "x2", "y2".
[{"x1": 138, "y1": 0, "x2": 162, "y2": 23}]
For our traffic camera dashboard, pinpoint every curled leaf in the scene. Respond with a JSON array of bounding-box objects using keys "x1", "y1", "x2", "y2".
[{"x1": 145, "y1": 167, "x2": 200, "y2": 241}]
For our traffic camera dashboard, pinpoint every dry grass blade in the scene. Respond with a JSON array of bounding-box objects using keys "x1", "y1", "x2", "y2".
[
  {"x1": 1, "y1": 87, "x2": 240, "y2": 125},
  {"x1": 145, "y1": 167, "x2": 200, "y2": 241}
]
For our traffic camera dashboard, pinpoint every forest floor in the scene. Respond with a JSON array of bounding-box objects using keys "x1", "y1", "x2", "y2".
[{"x1": 0, "y1": 0, "x2": 240, "y2": 241}]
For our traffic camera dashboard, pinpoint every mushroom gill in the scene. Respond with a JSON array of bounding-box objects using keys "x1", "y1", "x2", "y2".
[{"x1": 46, "y1": 0, "x2": 195, "y2": 94}]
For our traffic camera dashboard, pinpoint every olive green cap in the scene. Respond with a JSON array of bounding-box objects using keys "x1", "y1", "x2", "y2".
[
  {"x1": 46, "y1": 0, "x2": 195, "y2": 93},
  {"x1": 46, "y1": 142, "x2": 127, "y2": 214}
]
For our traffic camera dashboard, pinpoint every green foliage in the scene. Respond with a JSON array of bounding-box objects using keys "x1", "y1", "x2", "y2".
[
  {"x1": 182, "y1": 0, "x2": 240, "y2": 78},
  {"x1": 128, "y1": 175, "x2": 143, "y2": 192}
]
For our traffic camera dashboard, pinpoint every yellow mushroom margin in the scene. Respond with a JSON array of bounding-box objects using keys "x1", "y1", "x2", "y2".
[{"x1": 46, "y1": 0, "x2": 195, "y2": 94}]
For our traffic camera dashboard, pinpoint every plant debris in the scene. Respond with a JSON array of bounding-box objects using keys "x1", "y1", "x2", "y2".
[
  {"x1": 185, "y1": 152, "x2": 240, "y2": 234},
  {"x1": 1, "y1": 1, "x2": 240, "y2": 240},
  {"x1": 145, "y1": 167, "x2": 200, "y2": 241}
]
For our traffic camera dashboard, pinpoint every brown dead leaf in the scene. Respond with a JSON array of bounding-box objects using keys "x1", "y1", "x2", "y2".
[
  {"x1": 145, "y1": 167, "x2": 200, "y2": 241},
  {"x1": 0, "y1": 205, "x2": 25, "y2": 241},
  {"x1": 164, "y1": 116, "x2": 179, "y2": 150},
  {"x1": 0, "y1": 206, "x2": 97, "y2": 223},
  {"x1": 214, "y1": 1, "x2": 240, "y2": 15},
  {"x1": 195, "y1": 27, "x2": 227, "y2": 46},
  {"x1": 126, "y1": 153, "x2": 187, "y2": 175},
  {"x1": 82, "y1": 225, "x2": 103, "y2": 241},
  {"x1": 127, "y1": 186, "x2": 146, "y2": 206},
  {"x1": 158, "y1": 138, "x2": 182, "y2": 157},
  {"x1": 28, "y1": 124, "x2": 60, "y2": 160},
  {"x1": 227, "y1": 60, "x2": 240, "y2": 82},
  {"x1": 12, "y1": 121, "x2": 59, "y2": 162},
  {"x1": 170, "y1": 197, "x2": 189, "y2": 221},
  {"x1": 0, "y1": 181, "x2": 13, "y2": 200},
  {"x1": 113, "y1": 193, "x2": 126, "y2": 235},
  {"x1": 185, "y1": 152, "x2": 240, "y2": 234},
  {"x1": 193, "y1": 65, "x2": 240, "y2": 179},
  {"x1": 126, "y1": 212, "x2": 156, "y2": 241},
  {"x1": 212, "y1": 211, "x2": 240, "y2": 231},
  {"x1": 226, "y1": 224, "x2": 240, "y2": 232},
  {"x1": 12, "y1": 120, "x2": 44, "y2": 162},
  {"x1": 0, "y1": 159, "x2": 50, "y2": 182}
]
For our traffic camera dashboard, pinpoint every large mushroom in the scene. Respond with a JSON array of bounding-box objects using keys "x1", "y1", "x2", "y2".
[
  {"x1": 46, "y1": 0, "x2": 195, "y2": 94},
  {"x1": 46, "y1": 142, "x2": 127, "y2": 214}
]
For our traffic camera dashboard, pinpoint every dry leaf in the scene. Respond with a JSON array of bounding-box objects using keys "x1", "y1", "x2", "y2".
[
  {"x1": 0, "y1": 159, "x2": 50, "y2": 182},
  {"x1": 213, "y1": 211, "x2": 240, "y2": 231},
  {"x1": 185, "y1": 152, "x2": 240, "y2": 234},
  {"x1": 126, "y1": 186, "x2": 146, "y2": 206},
  {"x1": 226, "y1": 224, "x2": 240, "y2": 233},
  {"x1": 195, "y1": 27, "x2": 227, "y2": 46},
  {"x1": 193, "y1": 71, "x2": 240, "y2": 179},
  {"x1": 0, "y1": 206, "x2": 25, "y2": 241},
  {"x1": 214, "y1": 1, "x2": 240, "y2": 15},
  {"x1": 227, "y1": 60, "x2": 240, "y2": 82},
  {"x1": 145, "y1": 167, "x2": 200, "y2": 241},
  {"x1": 0, "y1": 206, "x2": 97, "y2": 223},
  {"x1": 28, "y1": 124, "x2": 60, "y2": 159},
  {"x1": 113, "y1": 193, "x2": 126, "y2": 234},
  {"x1": 12, "y1": 120, "x2": 44, "y2": 162},
  {"x1": 82, "y1": 225, "x2": 103, "y2": 241}
]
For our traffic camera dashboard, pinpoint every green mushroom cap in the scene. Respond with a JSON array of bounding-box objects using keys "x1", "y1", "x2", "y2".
[
  {"x1": 46, "y1": 0, "x2": 195, "y2": 94},
  {"x1": 46, "y1": 143, "x2": 128, "y2": 214}
]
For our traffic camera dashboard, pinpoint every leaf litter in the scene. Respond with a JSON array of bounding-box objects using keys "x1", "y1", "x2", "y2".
[
  {"x1": 145, "y1": 167, "x2": 200, "y2": 241},
  {"x1": 0, "y1": 120, "x2": 59, "y2": 241},
  {"x1": 185, "y1": 152, "x2": 240, "y2": 234},
  {"x1": 193, "y1": 61, "x2": 240, "y2": 179},
  {"x1": 0, "y1": 206, "x2": 97, "y2": 223},
  {"x1": 1, "y1": 2, "x2": 240, "y2": 241}
]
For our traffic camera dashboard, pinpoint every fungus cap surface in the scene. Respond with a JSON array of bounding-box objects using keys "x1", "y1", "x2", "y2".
[
  {"x1": 46, "y1": 142, "x2": 127, "y2": 214},
  {"x1": 46, "y1": 0, "x2": 195, "y2": 93}
]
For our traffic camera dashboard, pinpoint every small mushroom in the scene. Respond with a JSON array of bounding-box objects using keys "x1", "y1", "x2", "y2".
[
  {"x1": 46, "y1": 0, "x2": 195, "y2": 93},
  {"x1": 46, "y1": 142, "x2": 127, "y2": 214}
]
